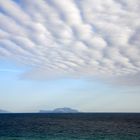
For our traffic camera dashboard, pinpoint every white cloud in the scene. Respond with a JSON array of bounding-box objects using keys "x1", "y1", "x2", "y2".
[{"x1": 0, "y1": 0, "x2": 140, "y2": 85}]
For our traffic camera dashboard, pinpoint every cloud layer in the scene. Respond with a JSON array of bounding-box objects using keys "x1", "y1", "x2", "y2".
[{"x1": 0, "y1": 0, "x2": 140, "y2": 83}]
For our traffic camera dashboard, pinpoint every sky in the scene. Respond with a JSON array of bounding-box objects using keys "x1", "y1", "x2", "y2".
[{"x1": 0, "y1": 0, "x2": 140, "y2": 112}]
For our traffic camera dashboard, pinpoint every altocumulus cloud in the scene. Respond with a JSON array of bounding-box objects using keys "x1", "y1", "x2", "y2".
[{"x1": 0, "y1": 0, "x2": 140, "y2": 85}]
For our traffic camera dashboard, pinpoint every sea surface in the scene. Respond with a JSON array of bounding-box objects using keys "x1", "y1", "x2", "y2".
[{"x1": 0, "y1": 113, "x2": 140, "y2": 140}]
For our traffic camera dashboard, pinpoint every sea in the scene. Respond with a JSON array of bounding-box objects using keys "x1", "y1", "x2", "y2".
[{"x1": 0, "y1": 113, "x2": 140, "y2": 140}]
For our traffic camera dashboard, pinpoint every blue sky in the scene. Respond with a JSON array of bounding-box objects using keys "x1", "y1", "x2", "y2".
[
  {"x1": 0, "y1": 60, "x2": 140, "y2": 112},
  {"x1": 0, "y1": 0, "x2": 140, "y2": 112}
]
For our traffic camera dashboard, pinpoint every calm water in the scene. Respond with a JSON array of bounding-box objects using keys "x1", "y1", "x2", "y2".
[{"x1": 0, "y1": 113, "x2": 140, "y2": 140}]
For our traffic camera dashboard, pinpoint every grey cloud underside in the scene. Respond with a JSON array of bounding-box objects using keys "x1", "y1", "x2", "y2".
[{"x1": 0, "y1": 0, "x2": 140, "y2": 82}]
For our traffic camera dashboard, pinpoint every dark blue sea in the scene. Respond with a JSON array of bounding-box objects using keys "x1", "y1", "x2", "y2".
[{"x1": 0, "y1": 113, "x2": 140, "y2": 140}]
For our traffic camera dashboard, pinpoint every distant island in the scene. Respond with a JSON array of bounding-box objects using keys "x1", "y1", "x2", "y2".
[
  {"x1": 0, "y1": 108, "x2": 79, "y2": 113},
  {"x1": 0, "y1": 109, "x2": 10, "y2": 113},
  {"x1": 39, "y1": 107, "x2": 79, "y2": 113}
]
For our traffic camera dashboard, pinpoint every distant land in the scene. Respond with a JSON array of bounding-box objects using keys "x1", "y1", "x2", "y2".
[
  {"x1": 0, "y1": 109, "x2": 10, "y2": 113},
  {"x1": 39, "y1": 107, "x2": 79, "y2": 113}
]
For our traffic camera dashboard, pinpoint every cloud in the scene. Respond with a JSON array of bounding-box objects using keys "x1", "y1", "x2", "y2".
[
  {"x1": 0, "y1": 0, "x2": 140, "y2": 85},
  {"x1": 111, "y1": 73, "x2": 140, "y2": 86}
]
